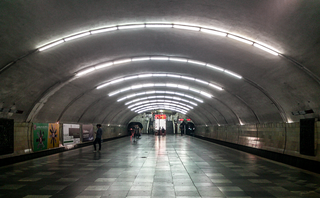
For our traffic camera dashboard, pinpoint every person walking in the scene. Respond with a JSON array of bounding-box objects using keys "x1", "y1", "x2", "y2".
[{"x1": 93, "y1": 124, "x2": 102, "y2": 152}]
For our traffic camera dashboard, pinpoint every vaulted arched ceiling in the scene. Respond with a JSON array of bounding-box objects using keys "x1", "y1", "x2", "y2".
[{"x1": 1, "y1": 1, "x2": 320, "y2": 126}]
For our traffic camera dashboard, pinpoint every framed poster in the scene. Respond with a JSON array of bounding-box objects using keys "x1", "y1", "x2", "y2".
[
  {"x1": 33, "y1": 123, "x2": 48, "y2": 151},
  {"x1": 63, "y1": 124, "x2": 80, "y2": 145},
  {"x1": 82, "y1": 124, "x2": 94, "y2": 142},
  {"x1": 48, "y1": 123, "x2": 59, "y2": 148}
]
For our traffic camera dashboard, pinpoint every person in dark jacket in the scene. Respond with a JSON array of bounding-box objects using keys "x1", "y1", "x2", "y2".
[{"x1": 93, "y1": 124, "x2": 102, "y2": 152}]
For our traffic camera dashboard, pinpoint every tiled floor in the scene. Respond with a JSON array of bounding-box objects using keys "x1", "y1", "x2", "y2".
[{"x1": 1, "y1": 134, "x2": 320, "y2": 198}]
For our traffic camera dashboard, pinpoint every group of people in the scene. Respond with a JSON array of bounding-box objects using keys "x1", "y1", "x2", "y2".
[{"x1": 92, "y1": 124, "x2": 142, "y2": 152}]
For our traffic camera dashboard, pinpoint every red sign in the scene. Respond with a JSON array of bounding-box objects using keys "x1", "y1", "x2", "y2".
[
  {"x1": 179, "y1": 118, "x2": 191, "y2": 121},
  {"x1": 155, "y1": 114, "x2": 166, "y2": 119}
]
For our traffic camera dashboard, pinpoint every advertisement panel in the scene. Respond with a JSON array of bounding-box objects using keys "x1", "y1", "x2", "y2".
[
  {"x1": 33, "y1": 123, "x2": 48, "y2": 151},
  {"x1": 155, "y1": 114, "x2": 166, "y2": 119},
  {"x1": 82, "y1": 124, "x2": 94, "y2": 142},
  {"x1": 154, "y1": 114, "x2": 166, "y2": 130},
  {"x1": 48, "y1": 123, "x2": 60, "y2": 148},
  {"x1": 63, "y1": 124, "x2": 80, "y2": 145}
]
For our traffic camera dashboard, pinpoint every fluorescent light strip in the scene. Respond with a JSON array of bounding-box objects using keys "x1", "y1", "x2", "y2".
[
  {"x1": 209, "y1": 83, "x2": 223, "y2": 90},
  {"x1": 200, "y1": 28, "x2": 227, "y2": 36},
  {"x1": 38, "y1": 40, "x2": 65, "y2": 51},
  {"x1": 90, "y1": 27, "x2": 118, "y2": 34},
  {"x1": 131, "y1": 103, "x2": 190, "y2": 111},
  {"x1": 37, "y1": 22, "x2": 281, "y2": 55},
  {"x1": 134, "y1": 105, "x2": 188, "y2": 114},
  {"x1": 150, "y1": 56, "x2": 169, "y2": 61},
  {"x1": 136, "y1": 107, "x2": 187, "y2": 114},
  {"x1": 113, "y1": 59, "x2": 131, "y2": 65},
  {"x1": 110, "y1": 78, "x2": 124, "y2": 84},
  {"x1": 145, "y1": 24, "x2": 172, "y2": 28},
  {"x1": 95, "y1": 62, "x2": 113, "y2": 70},
  {"x1": 128, "y1": 100, "x2": 193, "y2": 109},
  {"x1": 76, "y1": 68, "x2": 95, "y2": 77},
  {"x1": 169, "y1": 58, "x2": 187, "y2": 62},
  {"x1": 137, "y1": 107, "x2": 187, "y2": 112},
  {"x1": 117, "y1": 91, "x2": 203, "y2": 103},
  {"x1": 76, "y1": 57, "x2": 242, "y2": 82},
  {"x1": 227, "y1": 34, "x2": 253, "y2": 45},
  {"x1": 188, "y1": 60, "x2": 206, "y2": 66},
  {"x1": 118, "y1": 24, "x2": 145, "y2": 29},
  {"x1": 96, "y1": 82, "x2": 111, "y2": 89},
  {"x1": 206, "y1": 64, "x2": 224, "y2": 71},
  {"x1": 139, "y1": 74, "x2": 153, "y2": 78},
  {"x1": 167, "y1": 74, "x2": 181, "y2": 78},
  {"x1": 132, "y1": 57, "x2": 150, "y2": 61},
  {"x1": 173, "y1": 25, "x2": 200, "y2": 31},
  {"x1": 108, "y1": 83, "x2": 213, "y2": 98},
  {"x1": 64, "y1": 32, "x2": 91, "y2": 41},
  {"x1": 75, "y1": 56, "x2": 241, "y2": 80},
  {"x1": 253, "y1": 43, "x2": 279, "y2": 56},
  {"x1": 124, "y1": 76, "x2": 138, "y2": 80},
  {"x1": 181, "y1": 76, "x2": 195, "y2": 81},
  {"x1": 196, "y1": 79, "x2": 209, "y2": 85},
  {"x1": 224, "y1": 70, "x2": 242, "y2": 79}
]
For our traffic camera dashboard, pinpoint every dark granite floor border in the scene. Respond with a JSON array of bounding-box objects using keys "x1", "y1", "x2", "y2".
[
  {"x1": 194, "y1": 135, "x2": 320, "y2": 174},
  {"x1": 0, "y1": 135, "x2": 129, "y2": 167}
]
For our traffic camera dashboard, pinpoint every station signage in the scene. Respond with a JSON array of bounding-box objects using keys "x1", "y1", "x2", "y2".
[
  {"x1": 179, "y1": 118, "x2": 191, "y2": 121},
  {"x1": 155, "y1": 114, "x2": 166, "y2": 119}
]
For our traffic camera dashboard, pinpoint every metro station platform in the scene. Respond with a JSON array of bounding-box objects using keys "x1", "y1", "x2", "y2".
[{"x1": 1, "y1": 135, "x2": 320, "y2": 198}]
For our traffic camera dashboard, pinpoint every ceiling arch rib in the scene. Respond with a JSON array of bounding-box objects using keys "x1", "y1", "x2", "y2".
[
  {"x1": 108, "y1": 103, "x2": 215, "y2": 127},
  {"x1": 4, "y1": 22, "x2": 319, "y2": 94},
  {"x1": 125, "y1": 96, "x2": 198, "y2": 107},
  {"x1": 25, "y1": 55, "x2": 244, "y2": 122},
  {"x1": 79, "y1": 56, "x2": 242, "y2": 80},
  {"x1": 72, "y1": 88, "x2": 212, "y2": 125},
  {"x1": 27, "y1": 55, "x2": 286, "y2": 125},
  {"x1": 107, "y1": 83, "x2": 213, "y2": 98},
  {"x1": 104, "y1": 83, "x2": 239, "y2": 125},
  {"x1": 118, "y1": 91, "x2": 204, "y2": 103},
  {"x1": 105, "y1": 82, "x2": 257, "y2": 124},
  {"x1": 98, "y1": 72, "x2": 263, "y2": 123},
  {"x1": 115, "y1": 93, "x2": 223, "y2": 125},
  {"x1": 133, "y1": 105, "x2": 188, "y2": 114},
  {"x1": 128, "y1": 100, "x2": 194, "y2": 110},
  {"x1": 37, "y1": 23, "x2": 280, "y2": 56},
  {"x1": 97, "y1": 73, "x2": 223, "y2": 91},
  {"x1": 131, "y1": 103, "x2": 191, "y2": 112},
  {"x1": 90, "y1": 86, "x2": 219, "y2": 126}
]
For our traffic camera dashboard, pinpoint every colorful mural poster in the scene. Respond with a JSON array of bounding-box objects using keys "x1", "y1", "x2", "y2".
[
  {"x1": 48, "y1": 123, "x2": 59, "y2": 148},
  {"x1": 82, "y1": 124, "x2": 94, "y2": 142},
  {"x1": 63, "y1": 124, "x2": 80, "y2": 145},
  {"x1": 33, "y1": 123, "x2": 48, "y2": 151}
]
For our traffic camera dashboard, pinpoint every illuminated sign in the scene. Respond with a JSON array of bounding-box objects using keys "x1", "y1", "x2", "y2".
[
  {"x1": 155, "y1": 114, "x2": 166, "y2": 119},
  {"x1": 179, "y1": 118, "x2": 191, "y2": 121}
]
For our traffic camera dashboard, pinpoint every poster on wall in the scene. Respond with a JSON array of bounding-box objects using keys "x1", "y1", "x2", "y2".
[
  {"x1": 63, "y1": 124, "x2": 80, "y2": 145},
  {"x1": 154, "y1": 114, "x2": 166, "y2": 130},
  {"x1": 33, "y1": 123, "x2": 48, "y2": 152},
  {"x1": 0, "y1": 118, "x2": 14, "y2": 155},
  {"x1": 82, "y1": 124, "x2": 94, "y2": 142},
  {"x1": 48, "y1": 123, "x2": 59, "y2": 148}
]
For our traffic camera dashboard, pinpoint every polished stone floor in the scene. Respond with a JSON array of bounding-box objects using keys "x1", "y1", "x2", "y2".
[{"x1": 0, "y1": 135, "x2": 320, "y2": 198}]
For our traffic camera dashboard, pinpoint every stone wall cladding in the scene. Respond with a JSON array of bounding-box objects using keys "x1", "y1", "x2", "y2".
[{"x1": 196, "y1": 121, "x2": 320, "y2": 162}]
